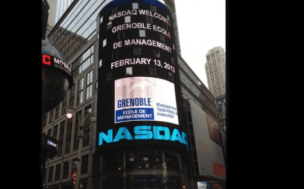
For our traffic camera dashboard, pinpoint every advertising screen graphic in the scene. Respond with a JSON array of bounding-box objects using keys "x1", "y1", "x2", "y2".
[{"x1": 115, "y1": 77, "x2": 178, "y2": 124}]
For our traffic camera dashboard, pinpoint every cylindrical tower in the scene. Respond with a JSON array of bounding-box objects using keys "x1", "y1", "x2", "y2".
[{"x1": 95, "y1": 0, "x2": 190, "y2": 188}]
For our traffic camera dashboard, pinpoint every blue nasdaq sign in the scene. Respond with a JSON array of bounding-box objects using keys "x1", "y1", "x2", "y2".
[{"x1": 98, "y1": 125, "x2": 188, "y2": 149}]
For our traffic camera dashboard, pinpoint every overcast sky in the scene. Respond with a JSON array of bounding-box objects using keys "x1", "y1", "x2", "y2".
[{"x1": 174, "y1": 0, "x2": 225, "y2": 88}]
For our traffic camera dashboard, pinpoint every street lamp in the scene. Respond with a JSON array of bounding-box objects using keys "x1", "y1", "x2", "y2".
[{"x1": 66, "y1": 107, "x2": 84, "y2": 189}]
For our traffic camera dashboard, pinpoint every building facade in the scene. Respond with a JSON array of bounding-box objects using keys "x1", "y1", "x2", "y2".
[
  {"x1": 42, "y1": 1, "x2": 226, "y2": 189},
  {"x1": 205, "y1": 47, "x2": 226, "y2": 98}
]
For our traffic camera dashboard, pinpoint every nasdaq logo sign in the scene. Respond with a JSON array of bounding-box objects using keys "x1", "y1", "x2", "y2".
[{"x1": 98, "y1": 125, "x2": 188, "y2": 148}]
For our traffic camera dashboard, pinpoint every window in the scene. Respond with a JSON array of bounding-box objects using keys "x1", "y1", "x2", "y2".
[
  {"x1": 107, "y1": 22, "x2": 112, "y2": 29},
  {"x1": 132, "y1": 3, "x2": 138, "y2": 9},
  {"x1": 49, "y1": 110, "x2": 53, "y2": 124},
  {"x1": 139, "y1": 30, "x2": 146, "y2": 37},
  {"x1": 146, "y1": 16, "x2": 153, "y2": 23},
  {"x1": 149, "y1": 67, "x2": 157, "y2": 76},
  {"x1": 150, "y1": 5, "x2": 156, "y2": 12},
  {"x1": 48, "y1": 166, "x2": 53, "y2": 182},
  {"x1": 61, "y1": 96, "x2": 67, "y2": 116},
  {"x1": 154, "y1": 49, "x2": 160, "y2": 57},
  {"x1": 73, "y1": 111, "x2": 81, "y2": 151},
  {"x1": 169, "y1": 72, "x2": 174, "y2": 81},
  {"x1": 99, "y1": 59, "x2": 102, "y2": 67},
  {"x1": 47, "y1": 129, "x2": 52, "y2": 136},
  {"x1": 69, "y1": 85, "x2": 75, "y2": 107},
  {"x1": 118, "y1": 31, "x2": 125, "y2": 39},
  {"x1": 103, "y1": 39, "x2": 107, "y2": 47},
  {"x1": 55, "y1": 105, "x2": 60, "y2": 120},
  {"x1": 126, "y1": 67, "x2": 133, "y2": 76},
  {"x1": 86, "y1": 70, "x2": 93, "y2": 100},
  {"x1": 63, "y1": 161, "x2": 69, "y2": 179},
  {"x1": 85, "y1": 105, "x2": 92, "y2": 117},
  {"x1": 57, "y1": 121, "x2": 65, "y2": 157},
  {"x1": 106, "y1": 72, "x2": 112, "y2": 81},
  {"x1": 133, "y1": 47, "x2": 141, "y2": 55},
  {"x1": 81, "y1": 154, "x2": 89, "y2": 174},
  {"x1": 160, "y1": 34, "x2": 165, "y2": 42},
  {"x1": 53, "y1": 125, "x2": 58, "y2": 139},
  {"x1": 100, "y1": 16, "x2": 103, "y2": 24},
  {"x1": 125, "y1": 16, "x2": 131, "y2": 23},
  {"x1": 55, "y1": 164, "x2": 61, "y2": 181},
  {"x1": 77, "y1": 78, "x2": 84, "y2": 105},
  {"x1": 83, "y1": 107, "x2": 91, "y2": 148},
  {"x1": 65, "y1": 120, "x2": 72, "y2": 154}
]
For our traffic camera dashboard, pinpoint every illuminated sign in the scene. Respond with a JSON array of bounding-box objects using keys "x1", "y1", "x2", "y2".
[
  {"x1": 47, "y1": 140, "x2": 57, "y2": 148},
  {"x1": 42, "y1": 53, "x2": 72, "y2": 76},
  {"x1": 115, "y1": 77, "x2": 178, "y2": 124},
  {"x1": 98, "y1": 125, "x2": 188, "y2": 148}
]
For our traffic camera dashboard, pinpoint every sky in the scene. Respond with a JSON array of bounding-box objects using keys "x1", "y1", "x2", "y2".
[{"x1": 174, "y1": 0, "x2": 226, "y2": 88}]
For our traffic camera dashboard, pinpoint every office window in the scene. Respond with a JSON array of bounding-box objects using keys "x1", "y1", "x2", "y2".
[
  {"x1": 86, "y1": 70, "x2": 93, "y2": 100},
  {"x1": 139, "y1": 30, "x2": 146, "y2": 37},
  {"x1": 55, "y1": 105, "x2": 59, "y2": 120},
  {"x1": 126, "y1": 67, "x2": 133, "y2": 76},
  {"x1": 55, "y1": 164, "x2": 61, "y2": 181},
  {"x1": 125, "y1": 16, "x2": 131, "y2": 23},
  {"x1": 77, "y1": 78, "x2": 84, "y2": 105},
  {"x1": 150, "y1": 5, "x2": 156, "y2": 12},
  {"x1": 57, "y1": 121, "x2": 65, "y2": 157},
  {"x1": 169, "y1": 72, "x2": 174, "y2": 81},
  {"x1": 48, "y1": 166, "x2": 53, "y2": 182},
  {"x1": 47, "y1": 129, "x2": 52, "y2": 136},
  {"x1": 132, "y1": 3, "x2": 138, "y2": 9},
  {"x1": 103, "y1": 39, "x2": 107, "y2": 47},
  {"x1": 85, "y1": 105, "x2": 92, "y2": 117},
  {"x1": 61, "y1": 96, "x2": 67, "y2": 116},
  {"x1": 154, "y1": 49, "x2": 160, "y2": 57},
  {"x1": 149, "y1": 67, "x2": 157, "y2": 76},
  {"x1": 49, "y1": 110, "x2": 53, "y2": 124},
  {"x1": 160, "y1": 34, "x2": 165, "y2": 42},
  {"x1": 63, "y1": 161, "x2": 69, "y2": 179},
  {"x1": 106, "y1": 72, "x2": 112, "y2": 81},
  {"x1": 99, "y1": 59, "x2": 102, "y2": 67},
  {"x1": 53, "y1": 125, "x2": 58, "y2": 139},
  {"x1": 65, "y1": 120, "x2": 72, "y2": 154},
  {"x1": 107, "y1": 22, "x2": 112, "y2": 29},
  {"x1": 69, "y1": 85, "x2": 75, "y2": 107},
  {"x1": 146, "y1": 16, "x2": 153, "y2": 23},
  {"x1": 133, "y1": 47, "x2": 141, "y2": 55},
  {"x1": 118, "y1": 31, "x2": 125, "y2": 39},
  {"x1": 81, "y1": 154, "x2": 89, "y2": 174},
  {"x1": 73, "y1": 111, "x2": 81, "y2": 151}
]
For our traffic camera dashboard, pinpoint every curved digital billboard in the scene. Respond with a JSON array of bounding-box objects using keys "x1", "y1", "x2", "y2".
[{"x1": 96, "y1": 0, "x2": 187, "y2": 153}]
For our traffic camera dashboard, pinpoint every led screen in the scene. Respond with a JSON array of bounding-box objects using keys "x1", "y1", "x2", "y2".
[
  {"x1": 197, "y1": 182, "x2": 208, "y2": 189},
  {"x1": 115, "y1": 77, "x2": 178, "y2": 125}
]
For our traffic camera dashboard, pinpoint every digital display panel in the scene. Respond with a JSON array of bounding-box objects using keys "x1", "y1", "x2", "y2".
[
  {"x1": 115, "y1": 77, "x2": 178, "y2": 124},
  {"x1": 95, "y1": 0, "x2": 187, "y2": 153}
]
